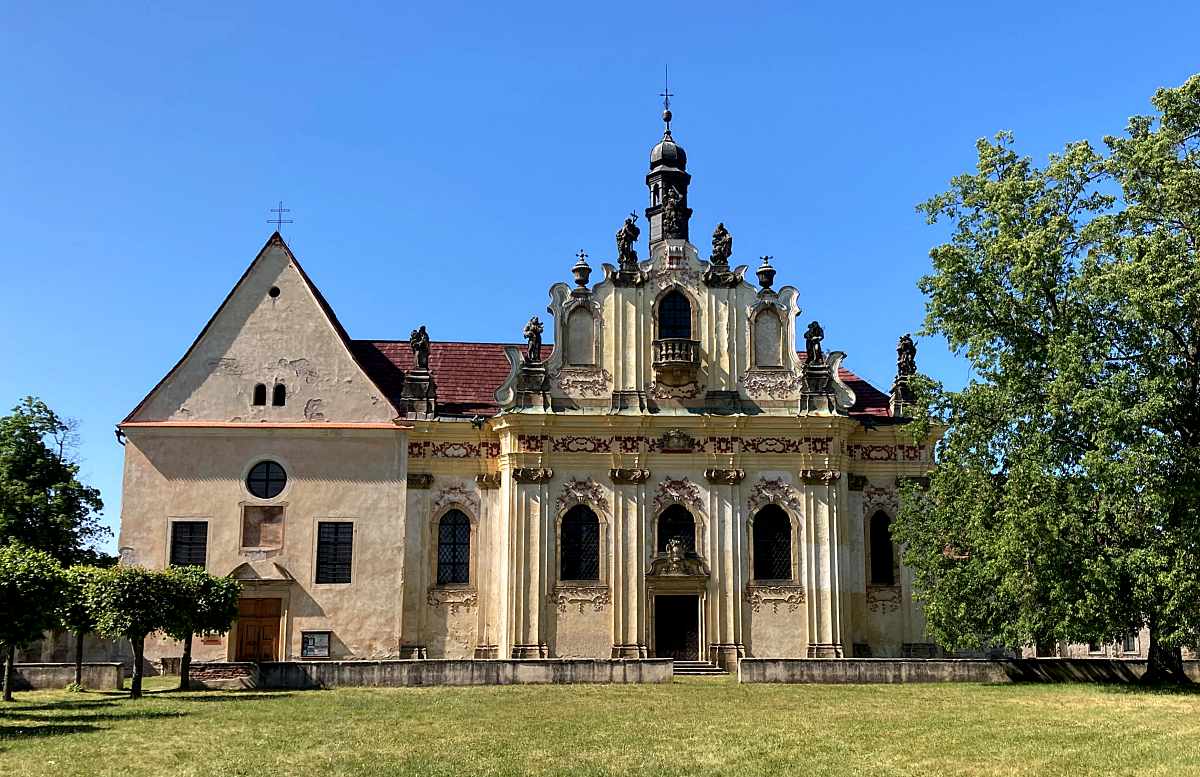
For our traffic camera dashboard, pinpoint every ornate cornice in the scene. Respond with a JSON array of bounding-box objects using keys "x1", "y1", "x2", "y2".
[
  {"x1": 704, "y1": 468, "x2": 745, "y2": 485},
  {"x1": 407, "y1": 473, "x2": 433, "y2": 489},
  {"x1": 609, "y1": 468, "x2": 651, "y2": 485},
  {"x1": 512, "y1": 467, "x2": 554, "y2": 484}
]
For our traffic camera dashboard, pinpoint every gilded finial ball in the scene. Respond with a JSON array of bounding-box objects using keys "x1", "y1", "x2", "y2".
[{"x1": 662, "y1": 109, "x2": 672, "y2": 124}]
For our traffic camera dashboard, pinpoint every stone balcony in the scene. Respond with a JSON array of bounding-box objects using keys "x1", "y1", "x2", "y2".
[{"x1": 652, "y1": 338, "x2": 701, "y2": 385}]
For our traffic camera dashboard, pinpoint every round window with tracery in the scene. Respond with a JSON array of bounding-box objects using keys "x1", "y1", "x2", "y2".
[{"x1": 246, "y1": 460, "x2": 287, "y2": 499}]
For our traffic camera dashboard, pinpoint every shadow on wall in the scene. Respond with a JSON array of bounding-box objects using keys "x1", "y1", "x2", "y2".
[{"x1": 17, "y1": 631, "x2": 149, "y2": 676}]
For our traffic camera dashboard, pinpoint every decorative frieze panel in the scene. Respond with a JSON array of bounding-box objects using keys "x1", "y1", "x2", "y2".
[
  {"x1": 431, "y1": 482, "x2": 480, "y2": 515},
  {"x1": 556, "y1": 478, "x2": 609, "y2": 515},
  {"x1": 552, "y1": 367, "x2": 612, "y2": 397},
  {"x1": 549, "y1": 585, "x2": 610, "y2": 614},
  {"x1": 512, "y1": 467, "x2": 554, "y2": 484},
  {"x1": 653, "y1": 477, "x2": 704, "y2": 514},
  {"x1": 747, "y1": 477, "x2": 803, "y2": 515},
  {"x1": 518, "y1": 434, "x2": 549, "y2": 453},
  {"x1": 647, "y1": 380, "x2": 702, "y2": 400},
  {"x1": 743, "y1": 584, "x2": 806, "y2": 614},
  {"x1": 741, "y1": 370, "x2": 801, "y2": 399},
  {"x1": 867, "y1": 585, "x2": 902, "y2": 614},
  {"x1": 550, "y1": 436, "x2": 612, "y2": 453},
  {"x1": 409, "y1": 440, "x2": 501, "y2": 460},
  {"x1": 427, "y1": 586, "x2": 478, "y2": 615},
  {"x1": 848, "y1": 443, "x2": 928, "y2": 462}
]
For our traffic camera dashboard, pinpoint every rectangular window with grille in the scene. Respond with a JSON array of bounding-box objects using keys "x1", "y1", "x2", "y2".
[
  {"x1": 169, "y1": 521, "x2": 208, "y2": 567},
  {"x1": 315, "y1": 522, "x2": 353, "y2": 584}
]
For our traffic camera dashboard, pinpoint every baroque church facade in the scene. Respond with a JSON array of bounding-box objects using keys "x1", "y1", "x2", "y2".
[{"x1": 118, "y1": 108, "x2": 936, "y2": 670}]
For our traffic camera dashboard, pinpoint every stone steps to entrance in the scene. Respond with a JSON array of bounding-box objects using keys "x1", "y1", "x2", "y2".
[{"x1": 673, "y1": 660, "x2": 729, "y2": 676}]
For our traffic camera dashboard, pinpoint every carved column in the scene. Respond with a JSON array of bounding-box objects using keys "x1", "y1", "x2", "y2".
[
  {"x1": 610, "y1": 468, "x2": 650, "y2": 657},
  {"x1": 705, "y1": 468, "x2": 745, "y2": 670},
  {"x1": 510, "y1": 467, "x2": 552, "y2": 658},
  {"x1": 802, "y1": 469, "x2": 845, "y2": 658}
]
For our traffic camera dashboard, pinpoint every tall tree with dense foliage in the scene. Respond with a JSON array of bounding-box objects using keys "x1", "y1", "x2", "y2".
[
  {"x1": 88, "y1": 566, "x2": 173, "y2": 698},
  {"x1": 0, "y1": 397, "x2": 106, "y2": 563},
  {"x1": 57, "y1": 565, "x2": 106, "y2": 688},
  {"x1": 0, "y1": 543, "x2": 65, "y2": 701},
  {"x1": 162, "y1": 566, "x2": 242, "y2": 690},
  {"x1": 894, "y1": 74, "x2": 1200, "y2": 682}
]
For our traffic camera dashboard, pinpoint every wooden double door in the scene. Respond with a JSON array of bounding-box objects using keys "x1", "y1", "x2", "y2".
[
  {"x1": 235, "y1": 598, "x2": 281, "y2": 662},
  {"x1": 654, "y1": 594, "x2": 700, "y2": 661}
]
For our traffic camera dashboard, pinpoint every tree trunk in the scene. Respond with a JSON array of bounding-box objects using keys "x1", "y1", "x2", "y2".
[
  {"x1": 74, "y1": 630, "x2": 85, "y2": 687},
  {"x1": 130, "y1": 636, "x2": 145, "y2": 699},
  {"x1": 1143, "y1": 622, "x2": 1189, "y2": 685},
  {"x1": 2, "y1": 642, "x2": 14, "y2": 702},
  {"x1": 178, "y1": 633, "x2": 192, "y2": 691}
]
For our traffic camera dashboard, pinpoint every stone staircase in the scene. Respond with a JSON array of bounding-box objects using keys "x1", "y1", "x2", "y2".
[{"x1": 673, "y1": 660, "x2": 729, "y2": 677}]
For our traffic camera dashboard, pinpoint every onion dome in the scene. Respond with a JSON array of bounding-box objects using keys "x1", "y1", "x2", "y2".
[{"x1": 650, "y1": 109, "x2": 687, "y2": 170}]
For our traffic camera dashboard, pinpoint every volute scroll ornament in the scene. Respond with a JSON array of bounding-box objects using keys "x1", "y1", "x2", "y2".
[
  {"x1": 800, "y1": 469, "x2": 842, "y2": 486},
  {"x1": 744, "y1": 584, "x2": 806, "y2": 614},
  {"x1": 653, "y1": 477, "x2": 704, "y2": 514},
  {"x1": 549, "y1": 585, "x2": 611, "y2": 614},
  {"x1": 556, "y1": 477, "x2": 609, "y2": 516},
  {"x1": 704, "y1": 468, "x2": 745, "y2": 485},
  {"x1": 512, "y1": 467, "x2": 554, "y2": 484},
  {"x1": 747, "y1": 477, "x2": 803, "y2": 515},
  {"x1": 609, "y1": 468, "x2": 652, "y2": 485},
  {"x1": 431, "y1": 481, "x2": 481, "y2": 516}
]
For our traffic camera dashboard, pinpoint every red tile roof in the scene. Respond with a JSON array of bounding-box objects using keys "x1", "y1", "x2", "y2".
[{"x1": 354, "y1": 341, "x2": 892, "y2": 419}]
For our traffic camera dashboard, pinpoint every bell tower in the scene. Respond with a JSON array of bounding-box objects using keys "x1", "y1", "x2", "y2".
[{"x1": 645, "y1": 87, "x2": 692, "y2": 246}]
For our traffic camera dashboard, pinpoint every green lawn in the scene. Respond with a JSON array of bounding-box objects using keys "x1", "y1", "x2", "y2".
[{"x1": 2, "y1": 675, "x2": 1199, "y2": 776}]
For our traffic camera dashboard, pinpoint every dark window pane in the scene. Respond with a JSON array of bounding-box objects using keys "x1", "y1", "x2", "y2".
[
  {"x1": 560, "y1": 506, "x2": 600, "y2": 580},
  {"x1": 170, "y1": 521, "x2": 208, "y2": 567},
  {"x1": 247, "y1": 460, "x2": 287, "y2": 499},
  {"x1": 870, "y1": 511, "x2": 895, "y2": 585},
  {"x1": 659, "y1": 290, "x2": 691, "y2": 339},
  {"x1": 753, "y1": 506, "x2": 792, "y2": 580},
  {"x1": 437, "y1": 510, "x2": 471, "y2": 585},
  {"x1": 272, "y1": 384, "x2": 286, "y2": 406},
  {"x1": 657, "y1": 505, "x2": 695, "y2": 554},
  {"x1": 252, "y1": 384, "x2": 267, "y2": 406},
  {"x1": 316, "y1": 521, "x2": 353, "y2": 584}
]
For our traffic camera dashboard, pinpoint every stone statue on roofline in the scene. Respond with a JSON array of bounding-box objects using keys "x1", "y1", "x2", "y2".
[
  {"x1": 615, "y1": 212, "x2": 641, "y2": 271},
  {"x1": 409, "y1": 325, "x2": 430, "y2": 371},
  {"x1": 523, "y1": 316, "x2": 544, "y2": 364},
  {"x1": 804, "y1": 320, "x2": 825, "y2": 365},
  {"x1": 710, "y1": 222, "x2": 732, "y2": 267},
  {"x1": 897, "y1": 333, "x2": 917, "y2": 377}
]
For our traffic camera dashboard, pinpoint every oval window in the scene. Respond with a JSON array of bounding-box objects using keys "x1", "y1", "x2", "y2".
[{"x1": 247, "y1": 460, "x2": 287, "y2": 499}]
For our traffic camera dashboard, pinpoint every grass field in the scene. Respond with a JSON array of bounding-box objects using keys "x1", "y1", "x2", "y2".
[{"x1": 2, "y1": 675, "x2": 1200, "y2": 776}]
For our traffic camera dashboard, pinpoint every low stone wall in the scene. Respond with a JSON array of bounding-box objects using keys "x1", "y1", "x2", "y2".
[
  {"x1": 254, "y1": 659, "x2": 672, "y2": 689},
  {"x1": 738, "y1": 657, "x2": 1200, "y2": 684},
  {"x1": 12, "y1": 663, "x2": 124, "y2": 690},
  {"x1": 187, "y1": 661, "x2": 259, "y2": 690}
]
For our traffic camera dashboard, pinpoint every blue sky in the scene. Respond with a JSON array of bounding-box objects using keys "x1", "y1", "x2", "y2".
[{"x1": 2, "y1": 2, "x2": 1197, "y2": 552}]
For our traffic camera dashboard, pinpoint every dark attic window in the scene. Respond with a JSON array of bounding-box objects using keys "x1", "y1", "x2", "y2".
[
  {"x1": 268, "y1": 286, "x2": 281, "y2": 298},
  {"x1": 252, "y1": 383, "x2": 267, "y2": 406},
  {"x1": 272, "y1": 383, "x2": 286, "y2": 406}
]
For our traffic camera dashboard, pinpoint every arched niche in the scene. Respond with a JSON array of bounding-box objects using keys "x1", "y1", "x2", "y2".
[
  {"x1": 565, "y1": 306, "x2": 596, "y2": 366},
  {"x1": 753, "y1": 308, "x2": 784, "y2": 368}
]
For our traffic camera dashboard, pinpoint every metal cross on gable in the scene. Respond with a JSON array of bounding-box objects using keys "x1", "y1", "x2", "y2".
[
  {"x1": 660, "y1": 65, "x2": 673, "y2": 113},
  {"x1": 268, "y1": 200, "x2": 294, "y2": 231}
]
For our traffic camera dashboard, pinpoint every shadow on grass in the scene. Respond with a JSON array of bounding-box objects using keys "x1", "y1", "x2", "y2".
[
  {"x1": 0, "y1": 723, "x2": 100, "y2": 740},
  {"x1": 0, "y1": 699, "x2": 119, "y2": 713},
  {"x1": 154, "y1": 691, "x2": 296, "y2": 703},
  {"x1": 0, "y1": 710, "x2": 185, "y2": 723},
  {"x1": 1096, "y1": 682, "x2": 1200, "y2": 696}
]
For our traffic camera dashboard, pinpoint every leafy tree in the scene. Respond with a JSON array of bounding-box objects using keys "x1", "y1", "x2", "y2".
[
  {"x1": 895, "y1": 74, "x2": 1200, "y2": 683},
  {"x1": 0, "y1": 543, "x2": 65, "y2": 701},
  {"x1": 57, "y1": 565, "x2": 107, "y2": 689},
  {"x1": 88, "y1": 566, "x2": 173, "y2": 698},
  {"x1": 0, "y1": 397, "x2": 107, "y2": 564},
  {"x1": 162, "y1": 566, "x2": 241, "y2": 691}
]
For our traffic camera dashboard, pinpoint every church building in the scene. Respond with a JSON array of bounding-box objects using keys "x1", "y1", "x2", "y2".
[{"x1": 117, "y1": 106, "x2": 936, "y2": 670}]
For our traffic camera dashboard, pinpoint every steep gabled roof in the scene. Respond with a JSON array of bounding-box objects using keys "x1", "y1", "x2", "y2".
[{"x1": 122, "y1": 232, "x2": 400, "y2": 423}]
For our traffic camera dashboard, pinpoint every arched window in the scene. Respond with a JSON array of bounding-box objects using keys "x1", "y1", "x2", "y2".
[
  {"x1": 565, "y1": 307, "x2": 595, "y2": 366},
  {"x1": 657, "y1": 504, "x2": 695, "y2": 554},
  {"x1": 870, "y1": 511, "x2": 895, "y2": 585},
  {"x1": 272, "y1": 383, "x2": 286, "y2": 406},
  {"x1": 753, "y1": 309, "x2": 784, "y2": 368},
  {"x1": 560, "y1": 505, "x2": 600, "y2": 580},
  {"x1": 252, "y1": 384, "x2": 267, "y2": 406},
  {"x1": 436, "y1": 509, "x2": 471, "y2": 585},
  {"x1": 753, "y1": 505, "x2": 792, "y2": 580},
  {"x1": 658, "y1": 290, "x2": 692, "y2": 339}
]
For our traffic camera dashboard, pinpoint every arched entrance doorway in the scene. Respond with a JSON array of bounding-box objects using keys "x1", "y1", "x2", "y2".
[{"x1": 648, "y1": 505, "x2": 708, "y2": 662}]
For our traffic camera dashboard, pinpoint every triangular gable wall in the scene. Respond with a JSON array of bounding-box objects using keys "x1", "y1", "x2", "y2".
[{"x1": 125, "y1": 233, "x2": 398, "y2": 424}]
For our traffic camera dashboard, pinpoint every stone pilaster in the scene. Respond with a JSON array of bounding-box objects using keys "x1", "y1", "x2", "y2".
[
  {"x1": 802, "y1": 469, "x2": 845, "y2": 658},
  {"x1": 706, "y1": 468, "x2": 746, "y2": 671},
  {"x1": 510, "y1": 467, "x2": 552, "y2": 658},
  {"x1": 609, "y1": 468, "x2": 650, "y2": 657}
]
